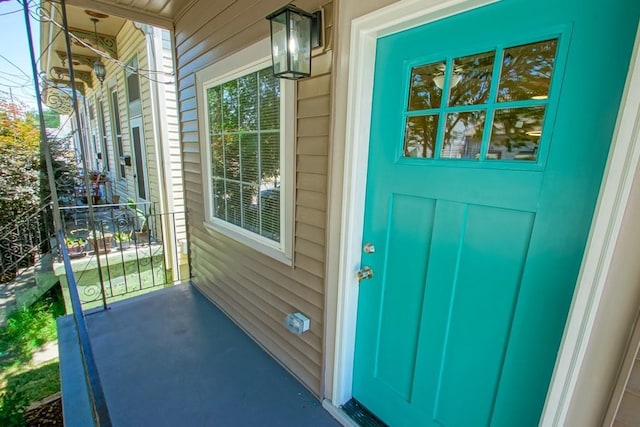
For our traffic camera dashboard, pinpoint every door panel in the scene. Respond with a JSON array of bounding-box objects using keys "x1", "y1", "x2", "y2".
[
  {"x1": 375, "y1": 194, "x2": 436, "y2": 400},
  {"x1": 352, "y1": 0, "x2": 640, "y2": 425},
  {"x1": 130, "y1": 118, "x2": 148, "y2": 202},
  {"x1": 425, "y1": 204, "x2": 534, "y2": 426}
]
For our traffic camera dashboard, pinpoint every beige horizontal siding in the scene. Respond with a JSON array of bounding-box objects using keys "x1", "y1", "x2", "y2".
[
  {"x1": 612, "y1": 343, "x2": 640, "y2": 426},
  {"x1": 616, "y1": 390, "x2": 640, "y2": 426},
  {"x1": 297, "y1": 173, "x2": 328, "y2": 193},
  {"x1": 296, "y1": 223, "x2": 326, "y2": 246},
  {"x1": 298, "y1": 189, "x2": 327, "y2": 211},
  {"x1": 298, "y1": 136, "x2": 329, "y2": 155},
  {"x1": 175, "y1": 0, "x2": 333, "y2": 396},
  {"x1": 299, "y1": 96, "x2": 331, "y2": 119}
]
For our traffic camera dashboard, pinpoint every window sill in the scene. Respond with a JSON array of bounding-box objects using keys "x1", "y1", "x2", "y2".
[{"x1": 203, "y1": 220, "x2": 293, "y2": 267}]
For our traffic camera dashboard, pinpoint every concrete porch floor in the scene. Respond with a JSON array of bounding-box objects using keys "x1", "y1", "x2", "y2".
[{"x1": 58, "y1": 283, "x2": 340, "y2": 426}]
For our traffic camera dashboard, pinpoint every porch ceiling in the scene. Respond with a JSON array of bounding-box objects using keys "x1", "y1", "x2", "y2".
[
  {"x1": 64, "y1": 0, "x2": 194, "y2": 28},
  {"x1": 39, "y1": 0, "x2": 190, "y2": 110},
  {"x1": 40, "y1": 2, "x2": 127, "y2": 102}
]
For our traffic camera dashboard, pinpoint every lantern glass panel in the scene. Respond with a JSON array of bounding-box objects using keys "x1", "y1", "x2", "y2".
[
  {"x1": 288, "y1": 12, "x2": 311, "y2": 77},
  {"x1": 270, "y1": 12, "x2": 288, "y2": 76}
]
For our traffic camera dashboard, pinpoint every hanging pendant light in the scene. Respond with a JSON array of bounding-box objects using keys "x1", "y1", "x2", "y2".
[{"x1": 90, "y1": 18, "x2": 106, "y2": 85}]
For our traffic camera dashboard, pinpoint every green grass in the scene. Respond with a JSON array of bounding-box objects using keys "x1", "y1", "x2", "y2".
[
  {"x1": 3, "y1": 361, "x2": 61, "y2": 403},
  {"x1": 0, "y1": 286, "x2": 65, "y2": 426},
  {"x1": 0, "y1": 288, "x2": 65, "y2": 369}
]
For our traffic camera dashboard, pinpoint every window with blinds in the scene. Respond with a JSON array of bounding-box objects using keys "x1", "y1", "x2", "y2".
[{"x1": 206, "y1": 67, "x2": 282, "y2": 242}]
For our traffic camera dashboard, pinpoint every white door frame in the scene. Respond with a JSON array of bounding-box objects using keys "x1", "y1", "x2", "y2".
[{"x1": 329, "y1": 1, "x2": 640, "y2": 425}]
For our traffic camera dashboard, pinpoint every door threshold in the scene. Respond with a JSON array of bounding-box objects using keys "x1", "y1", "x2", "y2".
[{"x1": 323, "y1": 398, "x2": 387, "y2": 427}]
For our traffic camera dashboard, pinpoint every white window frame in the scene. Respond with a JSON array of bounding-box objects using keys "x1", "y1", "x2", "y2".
[{"x1": 196, "y1": 38, "x2": 295, "y2": 265}]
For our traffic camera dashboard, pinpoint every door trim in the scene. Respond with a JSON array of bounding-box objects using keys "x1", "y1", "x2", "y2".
[
  {"x1": 540, "y1": 23, "x2": 640, "y2": 426},
  {"x1": 330, "y1": 2, "x2": 640, "y2": 426}
]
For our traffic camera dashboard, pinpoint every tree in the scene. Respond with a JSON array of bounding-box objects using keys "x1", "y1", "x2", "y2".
[
  {"x1": 0, "y1": 96, "x2": 41, "y2": 223},
  {"x1": 43, "y1": 109, "x2": 60, "y2": 129},
  {"x1": 0, "y1": 96, "x2": 42, "y2": 281}
]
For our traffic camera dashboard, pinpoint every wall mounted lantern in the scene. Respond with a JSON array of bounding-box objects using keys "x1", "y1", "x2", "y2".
[
  {"x1": 90, "y1": 18, "x2": 106, "y2": 85},
  {"x1": 266, "y1": 5, "x2": 322, "y2": 80}
]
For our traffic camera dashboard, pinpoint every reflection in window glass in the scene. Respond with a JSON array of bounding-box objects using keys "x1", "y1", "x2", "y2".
[
  {"x1": 488, "y1": 106, "x2": 546, "y2": 161},
  {"x1": 212, "y1": 178, "x2": 226, "y2": 219},
  {"x1": 404, "y1": 115, "x2": 439, "y2": 158},
  {"x1": 498, "y1": 39, "x2": 558, "y2": 102},
  {"x1": 407, "y1": 61, "x2": 444, "y2": 111},
  {"x1": 442, "y1": 111, "x2": 486, "y2": 159},
  {"x1": 259, "y1": 68, "x2": 280, "y2": 130},
  {"x1": 208, "y1": 86, "x2": 222, "y2": 134},
  {"x1": 211, "y1": 135, "x2": 223, "y2": 178},
  {"x1": 260, "y1": 132, "x2": 280, "y2": 241},
  {"x1": 240, "y1": 134, "x2": 258, "y2": 183},
  {"x1": 449, "y1": 51, "x2": 495, "y2": 106},
  {"x1": 207, "y1": 67, "x2": 282, "y2": 242},
  {"x1": 238, "y1": 73, "x2": 258, "y2": 131},
  {"x1": 224, "y1": 134, "x2": 240, "y2": 180},
  {"x1": 402, "y1": 38, "x2": 557, "y2": 164},
  {"x1": 222, "y1": 81, "x2": 239, "y2": 132}
]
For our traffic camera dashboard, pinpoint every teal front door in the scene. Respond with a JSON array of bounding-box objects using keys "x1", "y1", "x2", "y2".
[{"x1": 352, "y1": 0, "x2": 639, "y2": 425}]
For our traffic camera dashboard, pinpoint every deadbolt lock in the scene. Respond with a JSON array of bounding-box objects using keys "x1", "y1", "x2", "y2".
[{"x1": 363, "y1": 243, "x2": 375, "y2": 254}]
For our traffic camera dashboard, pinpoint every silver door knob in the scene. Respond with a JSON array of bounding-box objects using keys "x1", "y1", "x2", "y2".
[{"x1": 357, "y1": 266, "x2": 374, "y2": 282}]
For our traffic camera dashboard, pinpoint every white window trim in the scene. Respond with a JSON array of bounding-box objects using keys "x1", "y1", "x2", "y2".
[{"x1": 196, "y1": 38, "x2": 295, "y2": 265}]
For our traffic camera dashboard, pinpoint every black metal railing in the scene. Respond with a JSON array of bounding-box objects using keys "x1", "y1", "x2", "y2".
[
  {"x1": 0, "y1": 197, "x2": 54, "y2": 283},
  {"x1": 58, "y1": 202, "x2": 185, "y2": 309},
  {"x1": 58, "y1": 230, "x2": 112, "y2": 426},
  {"x1": 60, "y1": 201, "x2": 156, "y2": 237}
]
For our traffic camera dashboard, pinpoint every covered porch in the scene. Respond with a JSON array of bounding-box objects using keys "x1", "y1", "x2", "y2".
[{"x1": 57, "y1": 283, "x2": 340, "y2": 426}]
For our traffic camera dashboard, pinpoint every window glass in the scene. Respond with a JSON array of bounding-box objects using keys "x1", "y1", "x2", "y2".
[
  {"x1": 497, "y1": 39, "x2": 558, "y2": 102},
  {"x1": 442, "y1": 111, "x2": 486, "y2": 159},
  {"x1": 488, "y1": 106, "x2": 546, "y2": 161},
  {"x1": 449, "y1": 51, "x2": 495, "y2": 106},
  {"x1": 126, "y1": 57, "x2": 141, "y2": 117},
  {"x1": 407, "y1": 61, "x2": 444, "y2": 111},
  {"x1": 404, "y1": 114, "x2": 439, "y2": 158},
  {"x1": 402, "y1": 38, "x2": 558, "y2": 163},
  {"x1": 127, "y1": 73, "x2": 140, "y2": 103},
  {"x1": 207, "y1": 66, "x2": 282, "y2": 243}
]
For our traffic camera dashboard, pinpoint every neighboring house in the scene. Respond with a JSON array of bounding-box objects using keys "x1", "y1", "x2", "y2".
[
  {"x1": 42, "y1": 0, "x2": 640, "y2": 425},
  {"x1": 39, "y1": 3, "x2": 187, "y2": 279}
]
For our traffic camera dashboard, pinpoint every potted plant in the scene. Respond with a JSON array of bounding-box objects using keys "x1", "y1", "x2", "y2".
[
  {"x1": 113, "y1": 231, "x2": 132, "y2": 250},
  {"x1": 64, "y1": 235, "x2": 87, "y2": 258},
  {"x1": 88, "y1": 230, "x2": 113, "y2": 254},
  {"x1": 127, "y1": 198, "x2": 150, "y2": 245}
]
